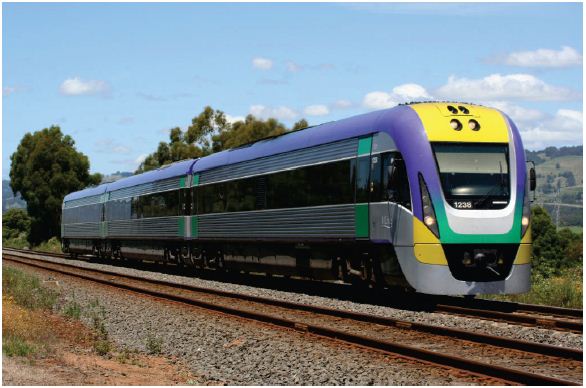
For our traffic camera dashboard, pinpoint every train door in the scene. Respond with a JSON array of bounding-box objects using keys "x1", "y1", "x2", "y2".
[{"x1": 369, "y1": 152, "x2": 411, "y2": 243}]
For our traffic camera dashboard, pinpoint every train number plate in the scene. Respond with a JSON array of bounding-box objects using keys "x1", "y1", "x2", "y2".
[{"x1": 453, "y1": 201, "x2": 473, "y2": 209}]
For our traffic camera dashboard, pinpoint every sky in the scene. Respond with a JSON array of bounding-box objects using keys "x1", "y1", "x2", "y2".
[{"x1": 2, "y1": 2, "x2": 583, "y2": 178}]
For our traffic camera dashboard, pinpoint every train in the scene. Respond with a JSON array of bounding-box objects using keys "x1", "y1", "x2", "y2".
[{"x1": 61, "y1": 102, "x2": 536, "y2": 295}]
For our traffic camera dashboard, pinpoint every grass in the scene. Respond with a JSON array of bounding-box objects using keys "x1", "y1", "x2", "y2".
[
  {"x1": 565, "y1": 225, "x2": 583, "y2": 234},
  {"x1": 2, "y1": 266, "x2": 115, "y2": 361},
  {"x1": 34, "y1": 236, "x2": 63, "y2": 254},
  {"x1": 538, "y1": 155, "x2": 583, "y2": 182},
  {"x1": 2, "y1": 293, "x2": 56, "y2": 358},
  {"x1": 3, "y1": 334, "x2": 36, "y2": 357},
  {"x1": 485, "y1": 266, "x2": 582, "y2": 308},
  {"x1": 63, "y1": 300, "x2": 83, "y2": 320},
  {"x1": 3, "y1": 266, "x2": 58, "y2": 310},
  {"x1": 3, "y1": 234, "x2": 30, "y2": 250},
  {"x1": 85, "y1": 299, "x2": 111, "y2": 356},
  {"x1": 2, "y1": 267, "x2": 59, "y2": 357},
  {"x1": 145, "y1": 333, "x2": 163, "y2": 355}
]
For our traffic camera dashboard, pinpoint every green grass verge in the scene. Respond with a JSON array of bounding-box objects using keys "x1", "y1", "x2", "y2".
[
  {"x1": 484, "y1": 266, "x2": 582, "y2": 308},
  {"x1": 3, "y1": 266, "x2": 58, "y2": 310}
]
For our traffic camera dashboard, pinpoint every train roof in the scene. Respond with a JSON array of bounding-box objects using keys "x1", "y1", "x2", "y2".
[
  {"x1": 190, "y1": 108, "x2": 390, "y2": 174},
  {"x1": 63, "y1": 183, "x2": 108, "y2": 202},
  {"x1": 63, "y1": 107, "x2": 402, "y2": 202},
  {"x1": 107, "y1": 159, "x2": 196, "y2": 192}
]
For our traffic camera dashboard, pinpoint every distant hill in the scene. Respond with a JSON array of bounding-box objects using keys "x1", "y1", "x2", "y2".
[
  {"x1": 527, "y1": 146, "x2": 582, "y2": 229},
  {"x1": 2, "y1": 180, "x2": 26, "y2": 212}
]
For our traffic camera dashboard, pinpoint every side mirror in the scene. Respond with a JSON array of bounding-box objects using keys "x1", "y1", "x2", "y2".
[{"x1": 529, "y1": 167, "x2": 536, "y2": 191}]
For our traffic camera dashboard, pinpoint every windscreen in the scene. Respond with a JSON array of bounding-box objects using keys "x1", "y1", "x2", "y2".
[{"x1": 432, "y1": 143, "x2": 510, "y2": 209}]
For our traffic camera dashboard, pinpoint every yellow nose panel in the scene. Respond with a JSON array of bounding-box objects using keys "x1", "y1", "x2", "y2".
[{"x1": 409, "y1": 103, "x2": 509, "y2": 143}]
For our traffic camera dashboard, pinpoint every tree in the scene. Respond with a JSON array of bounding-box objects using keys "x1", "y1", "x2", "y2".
[
  {"x1": 530, "y1": 206, "x2": 583, "y2": 277},
  {"x1": 2, "y1": 208, "x2": 31, "y2": 241},
  {"x1": 10, "y1": 126, "x2": 102, "y2": 244},
  {"x1": 136, "y1": 106, "x2": 309, "y2": 173}
]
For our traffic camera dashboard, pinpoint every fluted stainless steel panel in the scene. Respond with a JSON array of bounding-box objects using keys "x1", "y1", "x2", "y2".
[
  {"x1": 105, "y1": 197, "x2": 132, "y2": 221},
  {"x1": 107, "y1": 217, "x2": 180, "y2": 238},
  {"x1": 109, "y1": 177, "x2": 181, "y2": 200},
  {"x1": 198, "y1": 204, "x2": 355, "y2": 238},
  {"x1": 62, "y1": 203, "x2": 103, "y2": 224},
  {"x1": 64, "y1": 194, "x2": 103, "y2": 209},
  {"x1": 199, "y1": 138, "x2": 358, "y2": 185},
  {"x1": 63, "y1": 222, "x2": 101, "y2": 238}
]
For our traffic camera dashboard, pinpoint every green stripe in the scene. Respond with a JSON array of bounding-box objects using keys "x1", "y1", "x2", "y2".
[
  {"x1": 179, "y1": 176, "x2": 186, "y2": 188},
  {"x1": 192, "y1": 174, "x2": 200, "y2": 186},
  {"x1": 178, "y1": 217, "x2": 185, "y2": 237},
  {"x1": 191, "y1": 216, "x2": 198, "y2": 238},
  {"x1": 435, "y1": 198, "x2": 523, "y2": 244},
  {"x1": 357, "y1": 137, "x2": 372, "y2": 156},
  {"x1": 355, "y1": 203, "x2": 369, "y2": 238}
]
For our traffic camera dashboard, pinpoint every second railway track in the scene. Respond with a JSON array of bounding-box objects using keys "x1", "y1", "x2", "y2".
[
  {"x1": 3, "y1": 249, "x2": 582, "y2": 386},
  {"x1": 5, "y1": 247, "x2": 582, "y2": 333}
]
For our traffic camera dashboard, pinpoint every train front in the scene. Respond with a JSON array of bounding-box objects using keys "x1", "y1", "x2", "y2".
[{"x1": 389, "y1": 103, "x2": 533, "y2": 295}]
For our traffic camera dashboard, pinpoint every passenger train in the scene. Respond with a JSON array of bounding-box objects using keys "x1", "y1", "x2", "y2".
[{"x1": 61, "y1": 102, "x2": 536, "y2": 295}]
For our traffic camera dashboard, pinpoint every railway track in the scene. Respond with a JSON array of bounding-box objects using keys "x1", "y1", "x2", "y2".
[
  {"x1": 4, "y1": 248, "x2": 582, "y2": 333},
  {"x1": 3, "y1": 249, "x2": 582, "y2": 386}
]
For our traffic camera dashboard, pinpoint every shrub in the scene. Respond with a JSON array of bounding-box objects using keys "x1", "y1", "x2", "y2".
[
  {"x1": 146, "y1": 334, "x2": 163, "y2": 355},
  {"x1": 34, "y1": 237, "x2": 63, "y2": 254}
]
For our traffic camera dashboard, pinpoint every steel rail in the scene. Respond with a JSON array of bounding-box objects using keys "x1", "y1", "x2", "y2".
[
  {"x1": 5, "y1": 248, "x2": 582, "y2": 329},
  {"x1": 3, "y1": 252, "x2": 581, "y2": 386},
  {"x1": 434, "y1": 304, "x2": 582, "y2": 332}
]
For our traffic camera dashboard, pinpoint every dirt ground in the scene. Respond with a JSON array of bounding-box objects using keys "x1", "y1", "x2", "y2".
[{"x1": 2, "y1": 297, "x2": 207, "y2": 386}]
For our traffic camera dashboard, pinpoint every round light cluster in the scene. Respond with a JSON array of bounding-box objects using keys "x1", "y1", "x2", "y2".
[
  {"x1": 468, "y1": 119, "x2": 480, "y2": 131},
  {"x1": 450, "y1": 118, "x2": 481, "y2": 132},
  {"x1": 450, "y1": 119, "x2": 462, "y2": 131}
]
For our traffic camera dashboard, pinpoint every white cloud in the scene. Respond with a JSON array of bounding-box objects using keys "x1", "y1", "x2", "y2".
[
  {"x1": 363, "y1": 83, "x2": 431, "y2": 110},
  {"x1": 392, "y1": 83, "x2": 431, "y2": 100},
  {"x1": 135, "y1": 154, "x2": 148, "y2": 165},
  {"x1": 60, "y1": 77, "x2": 110, "y2": 96},
  {"x1": 303, "y1": 104, "x2": 330, "y2": 116},
  {"x1": 502, "y1": 46, "x2": 582, "y2": 68},
  {"x1": 333, "y1": 99, "x2": 353, "y2": 109},
  {"x1": 95, "y1": 138, "x2": 131, "y2": 154},
  {"x1": 486, "y1": 101, "x2": 545, "y2": 123},
  {"x1": 518, "y1": 109, "x2": 583, "y2": 149},
  {"x1": 252, "y1": 57, "x2": 273, "y2": 70},
  {"x1": 225, "y1": 114, "x2": 245, "y2": 124},
  {"x1": 286, "y1": 61, "x2": 302, "y2": 73},
  {"x1": 250, "y1": 105, "x2": 298, "y2": 120},
  {"x1": 436, "y1": 73, "x2": 578, "y2": 102}
]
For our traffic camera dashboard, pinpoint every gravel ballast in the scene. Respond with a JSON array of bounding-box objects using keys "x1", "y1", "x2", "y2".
[
  {"x1": 5, "y1": 261, "x2": 509, "y2": 385},
  {"x1": 13, "y1": 253, "x2": 584, "y2": 350}
]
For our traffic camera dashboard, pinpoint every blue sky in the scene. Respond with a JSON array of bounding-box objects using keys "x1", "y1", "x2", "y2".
[{"x1": 3, "y1": 2, "x2": 583, "y2": 177}]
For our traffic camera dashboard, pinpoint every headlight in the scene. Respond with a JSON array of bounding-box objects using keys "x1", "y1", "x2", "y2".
[
  {"x1": 424, "y1": 216, "x2": 436, "y2": 226},
  {"x1": 521, "y1": 190, "x2": 531, "y2": 238},
  {"x1": 450, "y1": 119, "x2": 462, "y2": 131},
  {"x1": 420, "y1": 174, "x2": 440, "y2": 238}
]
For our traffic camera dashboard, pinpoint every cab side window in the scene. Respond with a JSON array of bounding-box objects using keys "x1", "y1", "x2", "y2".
[{"x1": 382, "y1": 153, "x2": 411, "y2": 209}]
